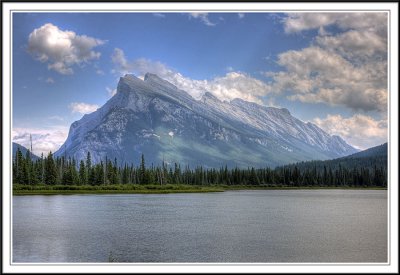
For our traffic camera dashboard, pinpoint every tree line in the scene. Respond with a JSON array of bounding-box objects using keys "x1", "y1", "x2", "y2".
[{"x1": 13, "y1": 148, "x2": 387, "y2": 187}]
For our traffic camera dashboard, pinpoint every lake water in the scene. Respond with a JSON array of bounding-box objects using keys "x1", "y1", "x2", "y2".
[{"x1": 12, "y1": 190, "x2": 387, "y2": 263}]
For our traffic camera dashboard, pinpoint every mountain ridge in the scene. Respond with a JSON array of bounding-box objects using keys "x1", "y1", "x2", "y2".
[{"x1": 55, "y1": 73, "x2": 357, "y2": 168}]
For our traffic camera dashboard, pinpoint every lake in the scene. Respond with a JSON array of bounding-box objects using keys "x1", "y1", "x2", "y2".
[{"x1": 12, "y1": 189, "x2": 387, "y2": 263}]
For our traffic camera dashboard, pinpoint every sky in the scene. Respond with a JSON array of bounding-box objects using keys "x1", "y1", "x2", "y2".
[{"x1": 12, "y1": 12, "x2": 388, "y2": 155}]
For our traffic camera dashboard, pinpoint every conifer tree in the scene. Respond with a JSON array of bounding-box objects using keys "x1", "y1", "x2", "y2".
[
  {"x1": 79, "y1": 160, "x2": 87, "y2": 185},
  {"x1": 44, "y1": 152, "x2": 57, "y2": 185},
  {"x1": 139, "y1": 154, "x2": 148, "y2": 184}
]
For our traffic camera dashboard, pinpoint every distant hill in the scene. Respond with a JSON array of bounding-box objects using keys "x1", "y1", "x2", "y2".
[
  {"x1": 280, "y1": 143, "x2": 387, "y2": 173},
  {"x1": 344, "y1": 143, "x2": 387, "y2": 159},
  {"x1": 12, "y1": 142, "x2": 39, "y2": 160}
]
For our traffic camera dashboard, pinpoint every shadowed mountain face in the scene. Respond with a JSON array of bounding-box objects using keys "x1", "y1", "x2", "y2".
[{"x1": 55, "y1": 73, "x2": 357, "y2": 168}]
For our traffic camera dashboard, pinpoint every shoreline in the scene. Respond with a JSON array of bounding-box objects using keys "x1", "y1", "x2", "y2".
[{"x1": 13, "y1": 184, "x2": 387, "y2": 195}]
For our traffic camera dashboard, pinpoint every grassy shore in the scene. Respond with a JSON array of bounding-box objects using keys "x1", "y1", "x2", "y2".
[{"x1": 12, "y1": 184, "x2": 386, "y2": 195}]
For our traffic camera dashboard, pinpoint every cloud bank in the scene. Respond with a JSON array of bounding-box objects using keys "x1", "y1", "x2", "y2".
[
  {"x1": 313, "y1": 114, "x2": 387, "y2": 150},
  {"x1": 283, "y1": 13, "x2": 387, "y2": 34},
  {"x1": 12, "y1": 127, "x2": 69, "y2": 156},
  {"x1": 112, "y1": 48, "x2": 272, "y2": 103},
  {"x1": 265, "y1": 13, "x2": 388, "y2": 113}
]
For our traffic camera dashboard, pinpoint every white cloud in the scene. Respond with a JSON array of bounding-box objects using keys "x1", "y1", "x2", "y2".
[
  {"x1": 188, "y1": 13, "x2": 216, "y2": 26},
  {"x1": 106, "y1": 87, "x2": 117, "y2": 97},
  {"x1": 284, "y1": 13, "x2": 337, "y2": 33},
  {"x1": 69, "y1": 102, "x2": 99, "y2": 114},
  {"x1": 238, "y1": 13, "x2": 245, "y2": 19},
  {"x1": 316, "y1": 29, "x2": 386, "y2": 60},
  {"x1": 264, "y1": 13, "x2": 388, "y2": 114},
  {"x1": 204, "y1": 72, "x2": 271, "y2": 103},
  {"x1": 112, "y1": 48, "x2": 272, "y2": 103},
  {"x1": 313, "y1": 114, "x2": 387, "y2": 150},
  {"x1": 265, "y1": 46, "x2": 387, "y2": 112},
  {"x1": 28, "y1": 23, "x2": 105, "y2": 74},
  {"x1": 12, "y1": 126, "x2": 69, "y2": 156},
  {"x1": 45, "y1": 77, "x2": 55, "y2": 84},
  {"x1": 283, "y1": 13, "x2": 387, "y2": 33}
]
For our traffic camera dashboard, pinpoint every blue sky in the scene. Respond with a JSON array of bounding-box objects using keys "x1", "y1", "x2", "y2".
[{"x1": 12, "y1": 12, "x2": 388, "y2": 154}]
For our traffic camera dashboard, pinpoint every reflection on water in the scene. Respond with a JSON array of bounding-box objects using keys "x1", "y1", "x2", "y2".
[{"x1": 13, "y1": 190, "x2": 387, "y2": 262}]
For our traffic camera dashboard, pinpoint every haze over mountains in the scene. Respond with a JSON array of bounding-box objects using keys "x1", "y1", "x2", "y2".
[{"x1": 54, "y1": 73, "x2": 357, "y2": 168}]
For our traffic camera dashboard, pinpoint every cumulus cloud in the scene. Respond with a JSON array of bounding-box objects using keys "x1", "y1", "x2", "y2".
[
  {"x1": 313, "y1": 114, "x2": 387, "y2": 150},
  {"x1": 283, "y1": 13, "x2": 387, "y2": 34},
  {"x1": 283, "y1": 13, "x2": 387, "y2": 64},
  {"x1": 265, "y1": 46, "x2": 387, "y2": 112},
  {"x1": 188, "y1": 13, "x2": 216, "y2": 26},
  {"x1": 28, "y1": 23, "x2": 105, "y2": 74},
  {"x1": 316, "y1": 29, "x2": 387, "y2": 61},
  {"x1": 238, "y1": 13, "x2": 245, "y2": 19},
  {"x1": 263, "y1": 13, "x2": 388, "y2": 113},
  {"x1": 112, "y1": 48, "x2": 272, "y2": 103},
  {"x1": 12, "y1": 126, "x2": 69, "y2": 156},
  {"x1": 205, "y1": 72, "x2": 271, "y2": 103},
  {"x1": 69, "y1": 102, "x2": 99, "y2": 114}
]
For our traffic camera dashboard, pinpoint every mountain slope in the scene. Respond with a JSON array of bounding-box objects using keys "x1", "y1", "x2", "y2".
[
  {"x1": 281, "y1": 143, "x2": 387, "y2": 173},
  {"x1": 12, "y1": 142, "x2": 39, "y2": 160},
  {"x1": 55, "y1": 73, "x2": 357, "y2": 168},
  {"x1": 344, "y1": 143, "x2": 387, "y2": 159}
]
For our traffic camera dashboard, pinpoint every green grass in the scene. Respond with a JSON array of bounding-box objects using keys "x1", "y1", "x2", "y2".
[
  {"x1": 12, "y1": 183, "x2": 386, "y2": 195},
  {"x1": 12, "y1": 184, "x2": 225, "y2": 195},
  {"x1": 221, "y1": 185, "x2": 387, "y2": 191}
]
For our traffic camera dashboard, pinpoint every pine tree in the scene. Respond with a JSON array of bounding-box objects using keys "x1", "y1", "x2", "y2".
[
  {"x1": 86, "y1": 152, "x2": 95, "y2": 185},
  {"x1": 139, "y1": 154, "x2": 149, "y2": 184},
  {"x1": 69, "y1": 158, "x2": 79, "y2": 185},
  {"x1": 44, "y1": 152, "x2": 58, "y2": 185},
  {"x1": 79, "y1": 160, "x2": 87, "y2": 185},
  {"x1": 14, "y1": 149, "x2": 24, "y2": 184}
]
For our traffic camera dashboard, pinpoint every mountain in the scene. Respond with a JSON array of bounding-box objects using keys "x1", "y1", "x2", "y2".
[
  {"x1": 12, "y1": 142, "x2": 39, "y2": 160},
  {"x1": 281, "y1": 143, "x2": 387, "y2": 173},
  {"x1": 55, "y1": 73, "x2": 357, "y2": 168},
  {"x1": 344, "y1": 143, "x2": 387, "y2": 159}
]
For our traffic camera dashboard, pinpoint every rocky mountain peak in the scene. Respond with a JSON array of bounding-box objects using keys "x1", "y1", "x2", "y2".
[{"x1": 55, "y1": 74, "x2": 358, "y2": 167}]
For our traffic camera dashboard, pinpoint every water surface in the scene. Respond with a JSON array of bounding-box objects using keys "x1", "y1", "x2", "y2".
[{"x1": 13, "y1": 189, "x2": 387, "y2": 262}]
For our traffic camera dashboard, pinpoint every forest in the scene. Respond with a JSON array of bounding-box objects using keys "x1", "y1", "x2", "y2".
[{"x1": 12, "y1": 148, "x2": 387, "y2": 188}]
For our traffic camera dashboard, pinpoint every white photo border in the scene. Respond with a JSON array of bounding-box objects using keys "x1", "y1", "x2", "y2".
[{"x1": 2, "y1": 2, "x2": 398, "y2": 274}]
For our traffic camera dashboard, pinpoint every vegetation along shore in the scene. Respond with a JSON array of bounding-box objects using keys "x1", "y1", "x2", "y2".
[
  {"x1": 13, "y1": 146, "x2": 387, "y2": 195},
  {"x1": 13, "y1": 184, "x2": 386, "y2": 196}
]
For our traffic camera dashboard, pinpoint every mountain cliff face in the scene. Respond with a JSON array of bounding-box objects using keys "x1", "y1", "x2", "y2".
[{"x1": 55, "y1": 73, "x2": 357, "y2": 168}]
